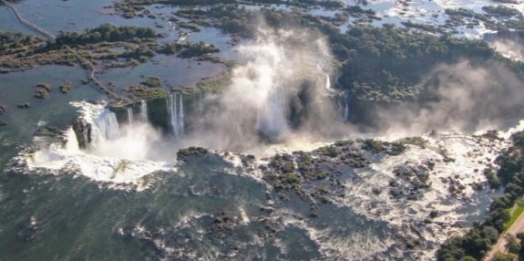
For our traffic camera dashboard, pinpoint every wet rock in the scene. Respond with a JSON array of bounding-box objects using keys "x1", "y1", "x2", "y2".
[
  {"x1": 389, "y1": 162, "x2": 431, "y2": 201},
  {"x1": 0, "y1": 120, "x2": 6, "y2": 126},
  {"x1": 0, "y1": 104, "x2": 7, "y2": 114},
  {"x1": 389, "y1": 179, "x2": 400, "y2": 187},
  {"x1": 372, "y1": 187, "x2": 382, "y2": 195},
  {"x1": 259, "y1": 206, "x2": 274, "y2": 213},
  {"x1": 389, "y1": 188, "x2": 403, "y2": 198},
  {"x1": 17, "y1": 103, "x2": 31, "y2": 109},
  {"x1": 34, "y1": 126, "x2": 63, "y2": 137},
  {"x1": 34, "y1": 83, "x2": 52, "y2": 99},
  {"x1": 72, "y1": 118, "x2": 92, "y2": 149},
  {"x1": 9, "y1": 158, "x2": 27, "y2": 168},
  {"x1": 405, "y1": 239, "x2": 420, "y2": 249},
  {"x1": 177, "y1": 147, "x2": 209, "y2": 161},
  {"x1": 209, "y1": 211, "x2": 239, "y2": 232}
]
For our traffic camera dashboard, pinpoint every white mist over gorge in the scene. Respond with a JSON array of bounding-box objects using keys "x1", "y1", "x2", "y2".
[
  {"x1": 10, "y1": 26, "x2": 349, "y2": 184},
  {"x1": 183, "y1": 26, "x2": 346, "y2": 151},
  {"x1": 5, "y1": 18, "x2": 524, "y2": 261},
  {"x1": 368, "y1": 59, "x2": 524, "y2": 139},
  {"x1": 10, "y1": 24, "x2": 524, "y2": 185}
]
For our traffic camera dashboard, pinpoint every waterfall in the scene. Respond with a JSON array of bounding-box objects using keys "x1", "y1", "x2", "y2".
[
  {"x1": 167, "y1": 93, "x2": 185, "y2": 137},
  {"x1": 325, "y1": 73, "x2": 331, "y2": 90},
  {"x1": 343, "y1": 92, "x2": 350, "y2": 122},
  {"x1": 92, "y1": 109, "x2": 121, "y2": 144},
  {"x1": 127, "y1": 107, "x2": 134, "y2": 124},
  {"x1": 140, "y1": 101, "x2": 149, "y2": 122},
  {"x1": 64, "y1": 127, "x2": 80, "y2": 153},
  {"x1": 198, "y1": 92, "x2": 204, "y2": 113},
  {"x1": 257, "y1": 83, "x2": 288, "y2": 138},
  {"x1": 178, "y1": 94, "x2": 184, "y2": 135}
]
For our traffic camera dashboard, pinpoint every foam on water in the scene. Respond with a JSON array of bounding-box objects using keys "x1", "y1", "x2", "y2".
[
  {"x1": 349, "y1": 0, "x2": 513, "y2": 39},
  {"x1": 12, "y1": 101, "x2": 173, "y2": 186},
  {"x1": 332, "y1": 131, "x2": 515, "y2": 260},
  {"x1": 269, "y1": 209, "x2": 395, "y2": 260}
]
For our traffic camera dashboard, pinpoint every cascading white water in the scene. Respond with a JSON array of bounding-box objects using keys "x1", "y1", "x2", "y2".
[
  {"x1": 257, "y1": 82, "x2": 288, "y2": 138},
  {"x1": 178, "y1": 94, "x2": 184, "y2": 136},
  {"x1": 198, "y1": 92, "x2": 204, "y2": 113},
  {"x1": 92, "y1": 109, "x2": 121, "y2": 144},
  {"x1": 325, "y1": 73, "x2": 331, "y2": 91},
  {"x1": 167, "y1": 93, "x2": 185, "y2": 137},
  {"x1": 64, "y1": 127, "x2": 80, "y2": 153},
  {"x1": 140, "y1": 101, "x2": 149, "y2": 122},
  {"x1": 343, "y1": 93, "x2": 350, "y2": 122},
  {"x1": 127, "y1": 107, "x2": 134, "y2": 124}
]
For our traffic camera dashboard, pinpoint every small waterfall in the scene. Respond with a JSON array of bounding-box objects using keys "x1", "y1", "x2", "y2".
[
  {"x1": 325, "y1": 73, "x2": 331, "y2": 90},
  {"x1": 198, "y1": 92, "x2": 204, "y2": 113},
  {"x1": 127, "y1": 107, "x2": 134, "y2": 124},
  {"x1": 167, "y1": 93, "x2": 185, "y2": 137},
  {"x1": 343, "y1": 92, "x2": 350, "y2": 122},
  {"x1": 140, "y1": 101, "x2": 149, "y2": 122},
  {"x1": 179, "y1": 94, "x2": 184, "y2": 135},
  {"x1": 482, "y1": 32, "x2": 496, "y2": 43},
  {"x1": 64, "y1": 127, "x2": 80, "y2": 153}
]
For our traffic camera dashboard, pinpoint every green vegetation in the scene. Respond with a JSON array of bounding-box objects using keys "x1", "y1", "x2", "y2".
[
  {"x1": 196, "y1": 73, "x2": 232, "y2": 93},
  {"x1": 156, "y1": 41, "x2": 219, "y2": 58},
  {"x1": 112, "y1": 2, "x2": 524, "y2": 105},
  {"x1": 482, "y1": 6, "x2": 521, "y2": 19},
  {"x1": 34, "y1": 126, "x2": 62, "y2": 137},
  {"x1": 127, "y1": 86, "x2": 168, "y2": 100},
  {"x1": 493, "y1": 252, "x2": 518, "y2": 261},
  {"x1": 59, "y1": 80, "x2": 72, "y2": 93},
  {"x1": 34, "y1": 83, "x2": 51, "y2": 99},
  {"x1": 52, "y1": 23, "x2": 159, "y2": 47},
  {"x1": 141, "y1": 76, "x2": 162, "y2": 88},
  {"x1": 177, "y1": 147, "x2": 209, "y2": 161},
  {"x1": 360, "y1": 139, "x2": 406, "y2": 156},
  {"x1": 504, "y1": 198, "x2": 524, "y2": 231},
  {"x1": 0, "y1": 24, "x2": 164, "y2": 72},
  {"x1": 398, "y1": 137, "x2": 428, "y2": 148},
  {"x1": 17, "y1": 103, "x2": 30, "y2": 109},
  {"x1": 0, "y1": 31, "x2": 42, "y2": 55},
  {"x1": 484, "y1": 168, "x2": 502, "y2": 189},
  {"x1": 258, "y1": 140, "x2": 379, "y2": 217}
]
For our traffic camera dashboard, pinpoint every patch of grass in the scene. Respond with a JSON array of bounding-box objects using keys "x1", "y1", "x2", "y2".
[
  {"x1": 196, "y1": 72, "x2": 231, "y2": 93},
  {"x1": 505, "y1": 198, "x2": 524, "y2": 231}
]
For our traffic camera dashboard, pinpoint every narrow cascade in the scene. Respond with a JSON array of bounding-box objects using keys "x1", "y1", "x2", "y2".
[
  {"x1": 167, "y1": 93, "x2": 185, "y2": 137},
  {"x1": 140, "y1": 100, "x2": 149, "y2": 122},
  {"x1": 343, "y1": 92, "x2": 350, "y2": 122},
  {"x1": 127, "y1": 107, "x2": 134, "y2": 124},
  {"x1": 64, "y1": 127, "x2": 80, "y2": 153},
  {"x1": 92, "y1": 109, "x2": 121, "y2": 144},
  {"x1": 325, "y1": 73, "x2": 331, "y2": 90},
  {"x1": 178, "y1": 93, "x2": 184, "y2": 136},
  {"x1": 257, "y1": 83, "x2": 288, "y2": 139},
  {"x1": 198, "y1": 92, "x2": 204, "y2": 113}
]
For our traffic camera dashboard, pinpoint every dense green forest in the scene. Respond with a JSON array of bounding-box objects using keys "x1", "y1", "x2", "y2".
[{"x1": 53, "y1": 23, "x2": 159, "y2": 46}]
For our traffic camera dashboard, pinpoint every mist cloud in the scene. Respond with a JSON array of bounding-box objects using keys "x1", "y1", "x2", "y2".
[
  {"x1": 180, "y1": 25, "x2": 347, "y2": 152},
  {"x1": 374, "y1": 59, "x2": 524, "y2": 138}
]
